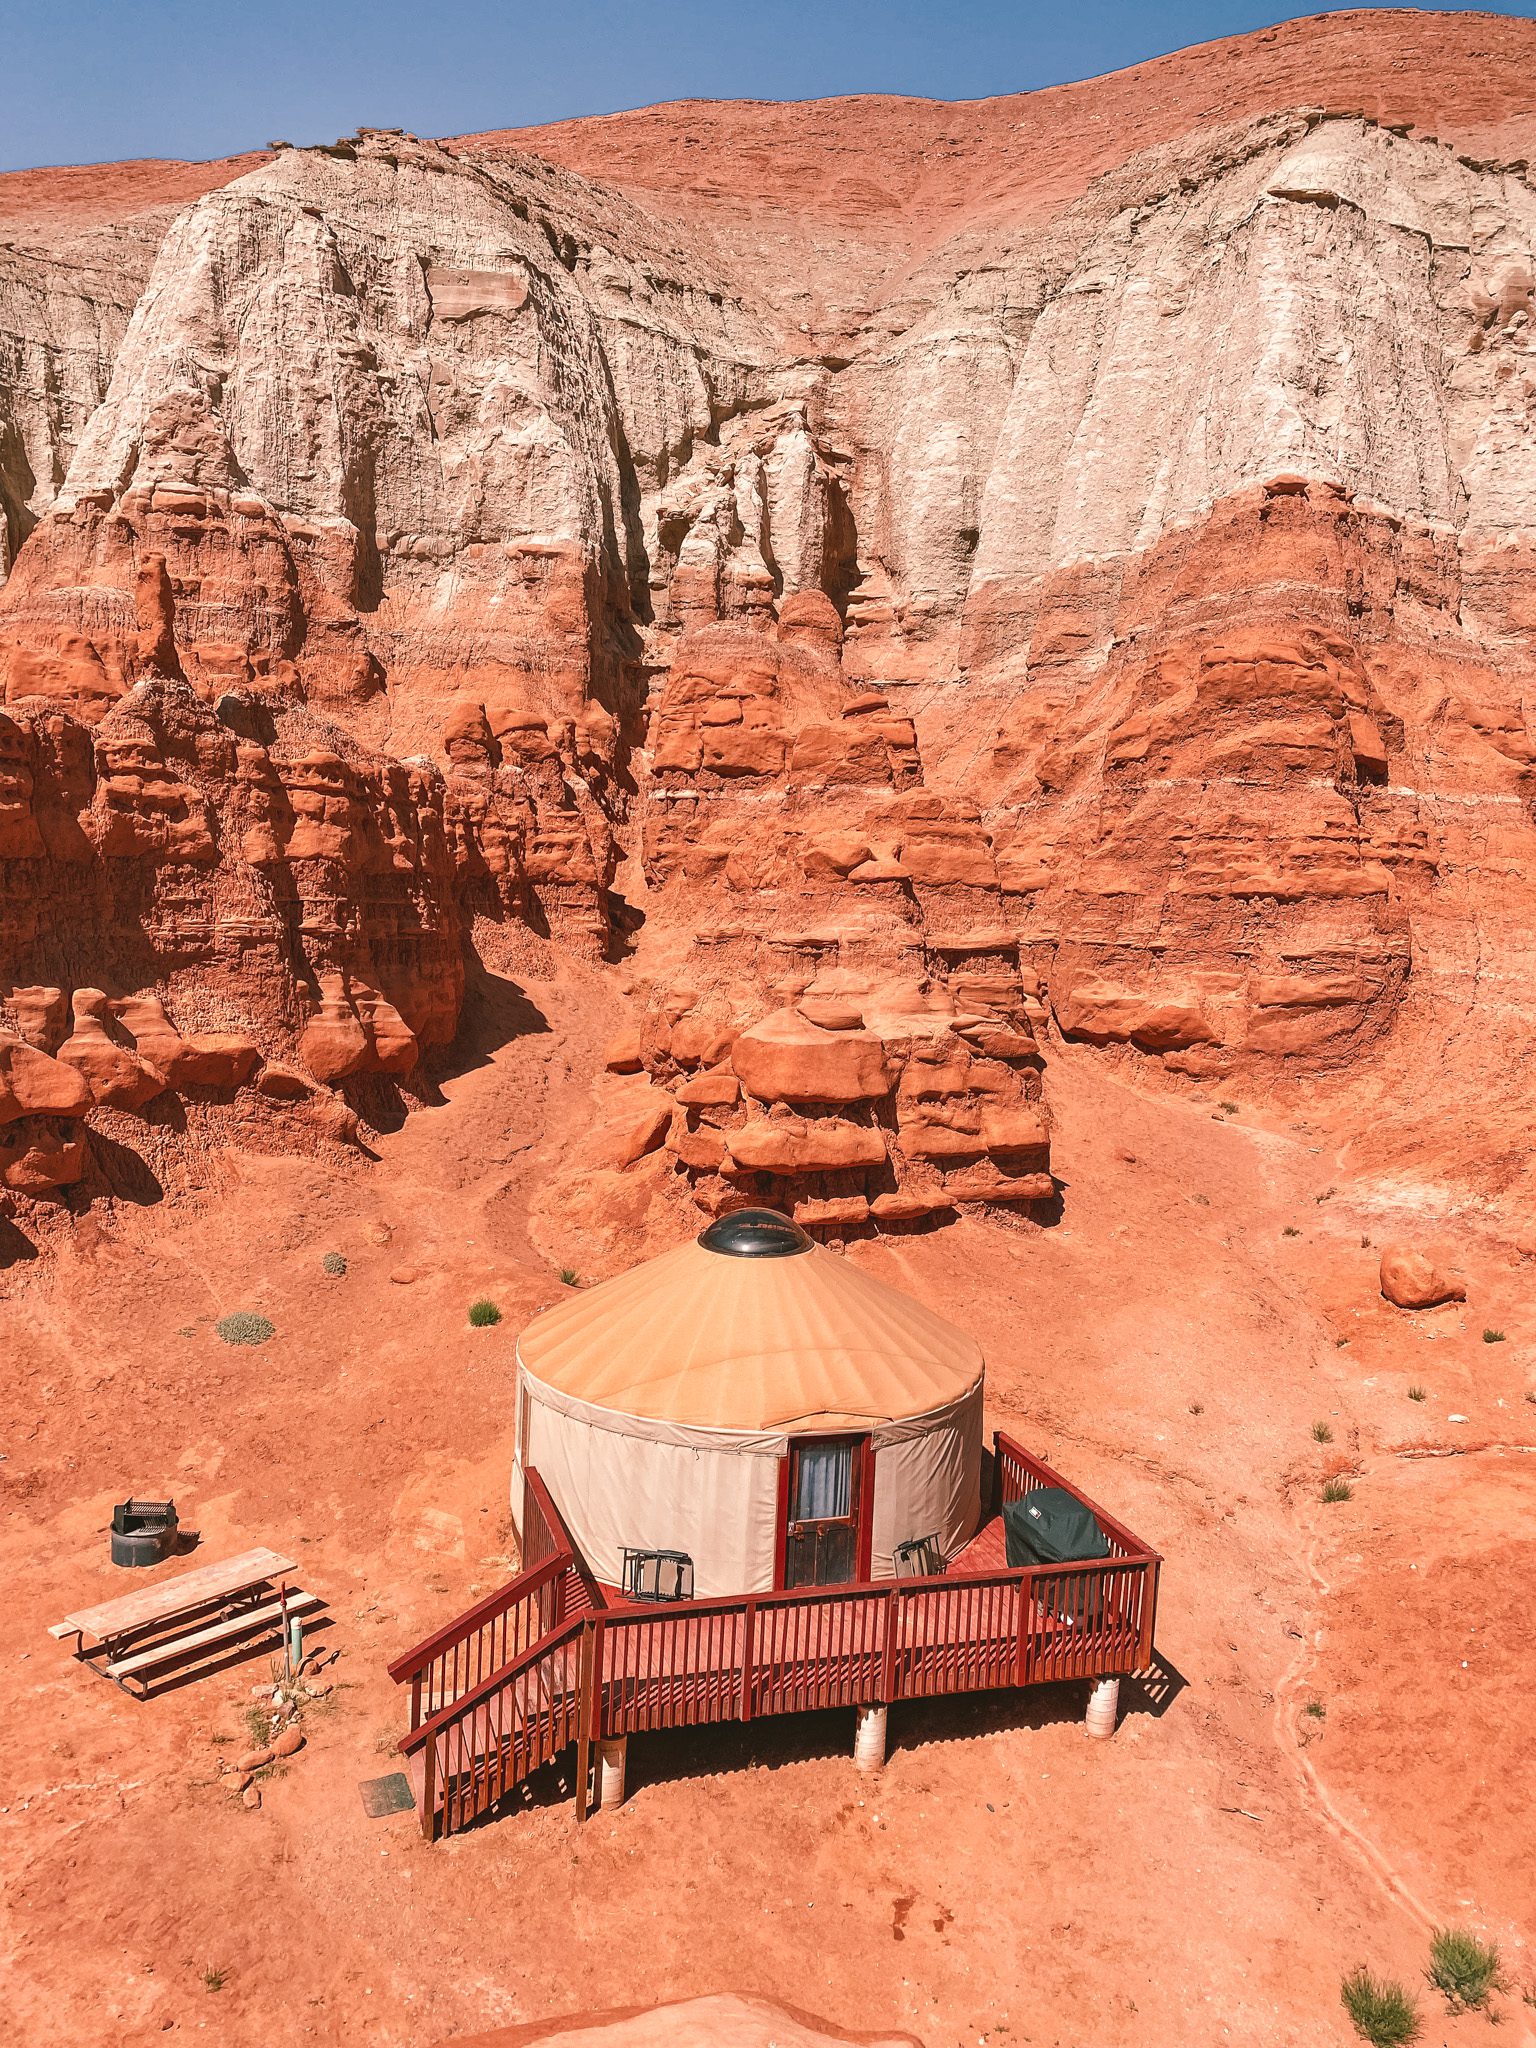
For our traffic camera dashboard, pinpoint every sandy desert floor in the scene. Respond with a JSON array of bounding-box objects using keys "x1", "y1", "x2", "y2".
[{"x1": 3, "y1": 973, "x2": 1533, "y2": 2047}]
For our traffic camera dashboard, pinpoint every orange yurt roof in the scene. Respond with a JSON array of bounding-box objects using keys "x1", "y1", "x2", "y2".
[{"x1": 516, "y1": 1211, "x2": 983, "y2": 1433}]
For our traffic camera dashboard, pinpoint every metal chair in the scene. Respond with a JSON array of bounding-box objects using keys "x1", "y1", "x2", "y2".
[
  {"x1": 893, "y1": 1534, "x2": 944, "y2": 1579},
  {"x1": 621, "y1": 1547, "x2": 695, "y2": 1603}
]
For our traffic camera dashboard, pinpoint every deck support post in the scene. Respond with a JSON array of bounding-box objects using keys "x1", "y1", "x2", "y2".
[
  {"x1": 854, "y1": 1703, "x2": 888, "y2": 1773},
  {"x1": 598, "y1": 1735, "x2": 628, "y2": 1808},
  {"x1": 1085, "y1": 1677, "x2": 1120, "y2": 1741}
]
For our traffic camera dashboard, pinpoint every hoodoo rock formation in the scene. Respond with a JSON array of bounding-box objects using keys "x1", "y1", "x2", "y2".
[{"x1": 4, "y1": 9, "x2": 1536, "y2": 1247}]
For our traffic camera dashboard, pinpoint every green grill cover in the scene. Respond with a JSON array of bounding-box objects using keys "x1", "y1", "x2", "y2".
[
  {"x1": 1004, "y1": 1487, "x2": 1113, "y2": 1627},
  {"x1": 1003, "y1": 1487, "x2": 1111, "y2": 1568}
]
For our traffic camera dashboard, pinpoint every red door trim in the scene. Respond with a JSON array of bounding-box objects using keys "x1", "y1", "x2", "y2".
[
  {"x1": 856, "y1": 1436, "x2": 876, "y2": 1580},
  {"x1": 776, "y1": 1432, "x2": 874, "y2": 1589}
]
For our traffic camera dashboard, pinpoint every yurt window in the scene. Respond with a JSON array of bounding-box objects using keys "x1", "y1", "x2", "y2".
[
  {"x1": 780, "y1": 1435, "x2": 872, "y2": 1589},
  {"x1": 793, "y1": 1441, "x2": 852, "y2": 1520}
]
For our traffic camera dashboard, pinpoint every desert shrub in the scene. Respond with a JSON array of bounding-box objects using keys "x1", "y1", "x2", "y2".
[
  {"x1": 559, "y1": 1267, "x2": 581, "y2": 1287},
  {"x1": 1312, "y1": 1420, "x2": 1334, "y2": 1443},
  {"x1": 1322, "y1": 1476, "x2": 1354, "y2": 1503},
  {"x1": 1482, "y1": 1328, "x2": 1506, "y2": 1344},
  {"x1": 1304, "y1": 1698, "x2": 1326, "y2": 1720},
  {"x1": 1219, "y1": 1101, "x2": 1240, "y2": 1115},
  {"x1": 1341, "y1": 1968, "x2": 1420, "y2": 2046},
  {"x1": 1427, "y1": 1927, "x2": 1502, "y2": 2011},
  {"x1": 216, "y1": 1312, "x2": 274, "y2": 1347},
  {"x1": 468, "y1": 1298, "x2": 502, "y2": 1328},
  {"x1": 322, "y1": 1251, "x2": 347, "y2": 1277},
  {"x1": 1188, "y1": 1401, "x2": 1204, "y2": 1416},
  {"x1": 202, "y1": 1967, "x2": 227, "y2": 1993},
  {"x1": 1407, "y1": 1385, "x2": 1427, "y2": 1403},
  {"x1": 1283, "y1": 1225, "x2": 1302, "y2": 1238}
]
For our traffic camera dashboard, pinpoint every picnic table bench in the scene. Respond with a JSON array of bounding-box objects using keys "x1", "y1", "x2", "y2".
[{"x1": 50, "y1": 1547, "x2": 324, "y2": 1697}]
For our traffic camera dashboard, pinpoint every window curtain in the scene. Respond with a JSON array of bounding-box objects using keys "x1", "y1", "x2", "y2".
[{"x1": 793, "y1": 1440, "x2": 852, "y2": 1521}]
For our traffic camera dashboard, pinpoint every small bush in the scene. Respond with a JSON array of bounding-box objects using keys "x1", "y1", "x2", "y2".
[
  {"x1": 1312, "y1": 1420, "x2": 1334, "y2": 1443},
  {"x1": 1341, "y1": 1967, "x2": 1420, "y2": 2046},
  {"x1": 1482, "y1": 1328, "x2": 1506, "y2": 1344},
  {"x1": 559, "y1": 1267, "x2": 581, "y2": 1287},
  {"x1": 1428, "y1": 1927, "x2": 1502, "y2": 2012},
  {"x1": 1219, "y1": 1101, "x2": 1240, "y2": 1116},
  {"x1": 1188, "y1": 1401, "x2": 1204, "y2": 1416},
  {"x1": 322, "y1": 1250, "x2": 347, "y2": 1277},
  {"x1": 1283, "y1": 1225, "x2": 1302, "y2": 1238},
  {"x1": 468, "y1": 1298, "x2": 502, "y2": 1328},
  {"x1": 202, "y1": 1967, "x2": 227, "y2": 1994},
  {"x1": 1407, "y1": 1384, "x2": 1427, "y2": 1403},
  {"x1": 1304, "y1": 1698, "x2": 1326, "y2": 1720},
  {"x1": 216, "y1": 1311, "x2": 274, "y2": 1347},
  {"x1": 1322, "y1": 1476, "x2": 1354, "y2": 1503}
]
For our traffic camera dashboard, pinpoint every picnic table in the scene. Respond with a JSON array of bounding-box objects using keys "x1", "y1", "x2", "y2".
[{"x1": 50, "y1": 1547, "x2": 324, "y2": 1697}]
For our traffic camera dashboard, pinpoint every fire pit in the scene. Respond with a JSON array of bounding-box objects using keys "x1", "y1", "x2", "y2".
[{"x1": 110, "y1": 1499, "x2": 179, "y2": 1568}]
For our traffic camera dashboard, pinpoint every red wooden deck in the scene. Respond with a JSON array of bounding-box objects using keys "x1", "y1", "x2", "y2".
[{"x1": 390, "y1": 1438, "x2": 1160, "y2": 1839}]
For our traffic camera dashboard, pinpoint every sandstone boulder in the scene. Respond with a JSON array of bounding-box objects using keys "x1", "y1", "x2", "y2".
[
  {"x1": 56, "y1": 989, "x2": 167, "y2": 1110},
  {"x1": 792, "y1": 1194, "x2": 870, "y2": 1229},
  {"x1": 732, "y1": 1011, "x2": 893, "y2": 1105},
  {"x1": 113, "y1": 995, "x2": 260, "y2": 1090},
  {"x1": 353, "y1": 984, "x2": 420, "y2": 1077},
  {"x1": 674, "y1": 1070, "x2": 739, "y2": 1108},
  {"x1": 0, "y1": 1033, "x2": 93, "y2": 1120},
  {"x1": 299, "y1": 976, "x2": 370, "y2": 1083},
  {"x1": 7, "y1": 987, "x2": 67, "y2": 1053},
  {"x1": 727, "y1": 1116, "x2": 886, "y2": 1175},
  {"x1": 614, "y1": 1092, "x2": 674, "y2": 1167},
  {"x1": 601, "y1": 1027, "x2": 644, "y2": 1074},
  {"x1": 1056, "y1": 984, "x2": 1217, "y2": 1051},
  {"x1": 1380, "y1": 1246, "x2": 1467, "y2": 1310},
  {"x1": 0, "y1": 1114, "x2": 89, "y2": 1194}
]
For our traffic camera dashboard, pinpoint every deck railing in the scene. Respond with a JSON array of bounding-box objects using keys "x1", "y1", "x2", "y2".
[
  {"x1": 392, "y1": 1431, "x2": 1160, "y2": 1837},
  {"x1": 388, "y1": 1467, "x2": 595, "y2": 1729}
]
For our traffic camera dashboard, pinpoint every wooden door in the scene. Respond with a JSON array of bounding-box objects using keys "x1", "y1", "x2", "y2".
[{"x1": 781, "y1": 1436, "x2": 869, "y2": 1588}]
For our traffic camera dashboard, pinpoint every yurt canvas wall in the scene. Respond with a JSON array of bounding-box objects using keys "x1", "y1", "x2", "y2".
[
  {"x1": 512, "y1": 1217, "x2": 986, "y2": 1598},
  {"x1": 515, "y1": 1370, "x2": 983, "y2": 1597}
]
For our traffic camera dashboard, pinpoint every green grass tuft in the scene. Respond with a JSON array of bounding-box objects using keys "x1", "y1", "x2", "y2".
[
  {"x1": 1407, "y1": 1385, "x2": 1427, "y2": 1403},
  {"x1": 1427, "y1": 1927, "x2": 1502, "y2": 2012},
  {"x1": 1341, "y1": 1968, "x2": 1421, "y2": 2046},
  {"x1": 1312, "y1": 1420, "x2": 1334, "y2": 1443},
  {"x1": 1321, "y1": 1476, "x2": 1354, "y2": 1504},
  {"x1": 216, "y1": 1311, "x2": 274, "y2": 1347},
  {"x1": 1304, "y1": 1698, "x2": 1326, "y2": 1720},
  {"x1": 559, "y1": 1267, "x2": 581, "y2": 1287},
  {"x1": 1482, "y1": 1328, "x2": 1506, "y2": 1344},
  {"x1": 468, "y1": 1298, "x2": 502, "y2": 1328},
  {"x1": 321, "y1": 1250, "x2": 347, "y2": 1277},
  {"x1": 201, "y1": 1967, "x2": 227, "y2": 1994}
]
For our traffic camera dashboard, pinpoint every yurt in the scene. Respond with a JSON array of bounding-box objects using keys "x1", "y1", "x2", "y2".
[{"x1": 512, "y1": 1209, "x2": 984, "y2": 1598}]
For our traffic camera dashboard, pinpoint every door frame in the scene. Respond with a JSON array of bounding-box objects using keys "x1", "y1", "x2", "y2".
[{"x1": 773, "y1": 1432, "x2": 877, "y2": 1589}]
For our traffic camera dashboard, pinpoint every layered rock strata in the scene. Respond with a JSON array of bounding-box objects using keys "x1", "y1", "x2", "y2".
[{"x1": 3, "y1": 12, "x2": 1536, "y2": 1233}]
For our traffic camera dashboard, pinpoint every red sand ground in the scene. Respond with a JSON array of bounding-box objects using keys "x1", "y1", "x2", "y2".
[{"x1": 4, "y1": 962, "x2": 1533, "y2": 2046}]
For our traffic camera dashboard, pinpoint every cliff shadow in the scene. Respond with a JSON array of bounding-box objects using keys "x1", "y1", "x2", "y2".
[{"x1": 435, "y1": 944, "x2": 551, "y2": 1086}]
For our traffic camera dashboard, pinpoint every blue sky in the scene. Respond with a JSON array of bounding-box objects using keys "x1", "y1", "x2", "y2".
[{"x1": 6, "y1": 1, "x2": 1532, "y2": 174}]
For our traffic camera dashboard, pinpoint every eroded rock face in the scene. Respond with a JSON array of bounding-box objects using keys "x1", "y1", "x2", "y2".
[{"x1": 3, "y1": 15, "x2": 1536, "y2": 1231}]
